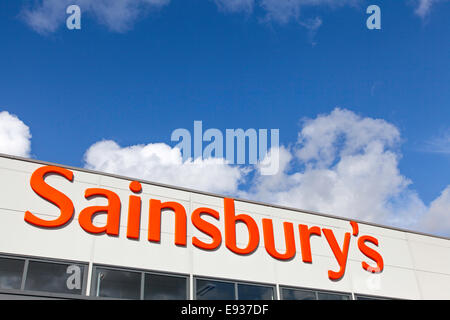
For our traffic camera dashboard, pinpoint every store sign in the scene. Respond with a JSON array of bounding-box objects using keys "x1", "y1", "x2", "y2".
[{"x1": 24, "y1": 165, "x2": 384, "y2": 281}]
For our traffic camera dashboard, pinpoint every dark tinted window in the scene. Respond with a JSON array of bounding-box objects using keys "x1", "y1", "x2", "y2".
[
  {"x1": 93, "y1": 267, "x2": 141, "y2": 299},
  {"x1": 196, "y1": 279, "x2": 235, "y2": 300},
  {"x1": 24, "y1": 261, "x2": 85, "y2": 295},
  {"x1": 0, "y1": 257, "x2": 25, "y2": 290},
  {"x1": 317, "y1": 292, "x2": 351, "y2": 300},
  {"x1": 281, "y1": 288, "x2": 316, "y2": 300},
  {"x1": 237, "y1": 283, "x2": 274, "y2": 300},
  {"x1": 144, "y1": 273, "x2": 187, "y2": 300}
]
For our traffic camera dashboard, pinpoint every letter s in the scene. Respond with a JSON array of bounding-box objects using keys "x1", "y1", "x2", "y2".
[
  {"x1": 358, "y1": 235, "x2": 384, "y2": 273},
  {"x1": 24, "y1": 166, "x2": 74, "y2": 228},
  {"x1": 191, "y1": 207, "x2": 222, "y2": 250}
]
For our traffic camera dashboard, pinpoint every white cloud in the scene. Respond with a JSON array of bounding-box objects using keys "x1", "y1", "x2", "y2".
[
  {"x1": 214, "y1": 0, "x2": 255, "y2": 13},
  {"x1": 259, "y1": 0, "x2": 358, "y2": 24},
  {"x1": 21, "y1": 0, "x2": 170, "y2": 34},
  {"x1": 212, "y1": 0, "x2": 448, "y2": 28},
  {"x1": 21, "y1": 0, "x2": 447, "y2": 35},
  {"x1": 83, "y1": 140, "x2": 246, "y2": 194},
  {"x1": 241, "y1": 108, "x2": 437, "y2": 232},
  {"x1": 419, "y1": 186, "x2": 450, "y2": 236},
  {"x1": 210, "y1": 0, "x2": 359, "y2": 36},
  {"x1": 422, "y1": 130, "x2": 450, "y2": 154},
  {"x1": 296, "y1": 108, "x2": 401, "y2": 167},
  {"x1": 414, "y1": 0, "x2": 440, "y2": 17},
  {"x1": 210, "y1": 0, "x2": 361, "y2": 26},
  {"x1": 0, "y1": 111, "x2": 31, "y2": 158}
]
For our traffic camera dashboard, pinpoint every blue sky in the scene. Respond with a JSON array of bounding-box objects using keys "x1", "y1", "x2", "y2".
[{"x1": 0, "y1": 0, "x2": 449, "y2": 234}]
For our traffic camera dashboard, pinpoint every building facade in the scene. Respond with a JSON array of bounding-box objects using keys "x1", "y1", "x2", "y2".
[{"x1": 0, "y1": 154, "x2": 449, "y2": 300}]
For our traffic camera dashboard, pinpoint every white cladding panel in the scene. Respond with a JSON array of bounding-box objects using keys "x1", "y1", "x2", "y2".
[{"x1": 0, "y1": 155, "x2": 449, "y2": 299}]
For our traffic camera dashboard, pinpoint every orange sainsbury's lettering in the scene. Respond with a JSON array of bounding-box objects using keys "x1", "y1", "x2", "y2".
[
  {"x1": 298, "y1": 224, "x2": 321, "y2": 263},
  {"x1": 127, "y1": 181, "x2": 142, "y2": 240},
  {"x1": 262, "y1": 219, "x2": 295, "y2": 260},
  {"x1": 148, "y1": 199, "x2": 187, "y2": 246},
  {"x1": 24, "y1": 165, "x2": 74, "y2": 228},
  {"x1": 224, "y1": 198, "x2": 260, "y2": 255},
  {"x1": 191, "y1": 207, "x2": 222, "y2": 250},
  {"x1": 358, "y1": 235, "x2": 384, "y2": 273},
  {"x1": 24, "y1": 165, "x2": 385, "y2": 281},
  {"x1": 323, "y1": 229, "x2": 351, "y2": 280},
  {"x1": 78, "y1": 188, "x2": 121, "y2": 235}
]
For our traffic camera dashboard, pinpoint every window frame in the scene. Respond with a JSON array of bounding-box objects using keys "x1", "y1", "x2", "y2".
[
  {"x1": 279, "y1": 285, "x2": 352, "y2": 300},
  {"x1": 194, "y1": 276, "x2": 277, "y2": 300},
  {"x1": 0, "y1": 252, "x2": 89, "y2": 299},
  {"x1": 91, "y1": 264, "x2": 190, "y2": 300},
  {"x1": 143, "y1": 271, "x2": 190, "y2": 300}
]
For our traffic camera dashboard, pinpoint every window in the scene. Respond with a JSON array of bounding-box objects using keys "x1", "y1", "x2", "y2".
[
  {"x1": 317, "y1": 292, "x2": 351, "y2": 300},
  {"x1": 196, "y1": 278, "x2": 235, "y2": 300},
  {"x1": 0, "y1": 255, "x2": 87, "y2": 297},
  {"x1": 144, "y1": 273, "x2": 187, "y2": 300},
  {"x1": 195, "y1": 277, "x2": 275, "y2": 300},
  {"x1": 281, "y1": 287, "x2": 316, "y2": 300},
  {"x1": 0, "y1": 257, "x2": 25, "y2": 290},
  {"x1": 93, "y1": 267, "x2": 141, "y2": 299},
  {"x1": 25, "y1": 260, "x2": 86, "y2": 295},
  {"x1": 91, "y1": 265, "x2": 189, "y2": 300},
  {"x1": 281, "y1": 286, "x2": 351, "y2": 300},
  {"x1": 237, "y1": 283, "x2": 274, "y2": 300}
]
